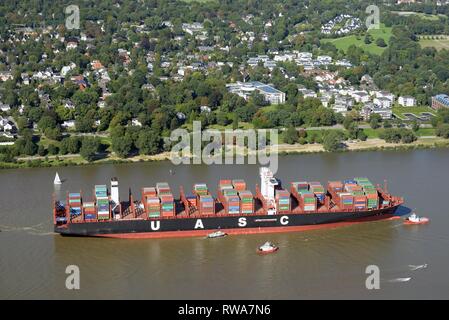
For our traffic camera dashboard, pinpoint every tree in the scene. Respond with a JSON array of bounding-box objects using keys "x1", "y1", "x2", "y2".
[
  {"x1": 75, "y1": 116, "x2": 95, "y2": 133},
  {"x1": 379, "y1": 128, "x2": 402, "y2": 143},
  {"x1": 436, "y1": 124, "x2": 449, "y2": 138},
  {"x1": 80, "y1": 137, "x2": 100, "y2": 162},
  {"x1": 38, "y1": 144, "x2": 46, "y2": 156},
  {"x1": 400, "y1": 129, "x2": 417, "y2": 144},
  {"x1": 22, "y1": 139, "x2": 38, "y2": 156},
  {"x1": 48, "y1": 144, "x2": 59, "y2": 155},
  {"x1": 44, "y1": 127, "x2": 62, "y2": 141},
  {"x1": 369, "y1": 114, "x2": 382, "y2": 129},
  {"x1": 364, "y1": 34, "x2": 372, "y2": 44},
  {"x1": 376, "y1": 38, "x2": 387, "y2": 47},
  {"x1": 112, "y1": 134, "x2": 134, "y2": 158},
  {"x1": 216, "y1": 111, "x2": 229, "y2": 126},
  {"x1": 347, "y1": 122, "x2": 359, "y2": 139},
  {"x1": 38, "y1": 115, "x2": 57, "y2": 131},
  {"x1": 411, "y1": 121, "x2": 420, "y2": 132},
  {"x1": 343, "y1": 115, "x2": 355, "y2": 130},
  {"x1": 232, "y1": 114, "x2": 239, "y2": 130},
  {"x1": 322, "y1": 130, "x2": 344, "y2": 152},
  {"x1": 65, "y1": 137, "x2": 82, "y2": 154},
  {"x1": 136, "y1": 129, "x2": 161, "y2": 155},
  {"x1": 357, "y1": 130, "x2": 368, "y2": 141},
  {"x1": 283, "y1": 126, "x2": 299, "y2": 144}
]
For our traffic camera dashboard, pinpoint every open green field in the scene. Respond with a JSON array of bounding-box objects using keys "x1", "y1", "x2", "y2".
[
  {"x1": 181, "y1": 0, "x2": 217, "y2": 3},
  {"x1": 321, "y1": 24, "x2": 392, "y2": 55},
  {"x1": 391, "y1": 11, "x2": 445, "y2": 21},
  {"x1": 392, "y1": 105, "x2": 436, "y2": 120},
  {"x1": 362, "y1": 128, "x2": 380, "y2": 138},
  {"x1": 416, "y1": 128, "x2": 436, "y2": 136},
  {"x1": 363, "y1": 127, "x2": 436, "y2": 138},
  {"x1": 419, "y1": 35, "x2": 449, "y2": 51}
]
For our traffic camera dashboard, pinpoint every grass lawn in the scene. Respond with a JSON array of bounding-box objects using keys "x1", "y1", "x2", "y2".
[
  {"x1": 416, "y1": 128, "x2": 436, "y2": 136},
  {"x1": 321, "y1": 24, "x2": 392, "y2": 55},
  {"x1": 38, "y1": 136, "x2": 60, "y2": 148},
  {"x1": 362, "y1": 128, "x2": 380, "y2": 138},
  {"x1": 391, "y1": 11, "x2": 444, "y2": 21},
  {"x1": 392, "y1": 105, "x2": 436, "y2": 120},
  {"x1": 419, "y1": 35, "x2": 449, "y2": 51},
  {"x1": 181, "y1": 0, "x2": 217, "y2": 3}
]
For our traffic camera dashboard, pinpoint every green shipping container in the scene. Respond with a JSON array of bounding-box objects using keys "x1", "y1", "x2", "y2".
[
  {"x1": 149, "y1": 213, "x2": 160, "y2": 217},
  {"x1": 224, "y1": 190, "x2": 238, "y2": 196}
]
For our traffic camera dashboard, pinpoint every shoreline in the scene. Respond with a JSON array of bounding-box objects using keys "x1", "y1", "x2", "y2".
[{"x1": 1, "y1": 137, "x2": 449, "y2": 170}]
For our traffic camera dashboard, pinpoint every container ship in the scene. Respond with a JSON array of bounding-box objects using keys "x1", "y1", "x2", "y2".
[{"x1": 53, "y1": 167, "x2": 404, "y2": 238}]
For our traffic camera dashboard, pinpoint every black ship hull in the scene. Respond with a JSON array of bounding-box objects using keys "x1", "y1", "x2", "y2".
[{"x1": 54, "y1": 205, "x2": 400, "y2": 239}]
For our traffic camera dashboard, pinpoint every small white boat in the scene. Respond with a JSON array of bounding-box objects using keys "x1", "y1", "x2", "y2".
[
  {"x1": 54, "y1": 172, "x2": 62, "y2": 185},
  {"x1": 206, "y1": 230, "x2": 227, "y2": 239},
  {"x1": 404, "y1": 213, "x2": 429, "y2": 225},
  {"x1": 257, "y1": 242, "x2": 279, "y2": 254},
  {"x1": 389, "y1": 277, "x2": 411, "y2": 283}
]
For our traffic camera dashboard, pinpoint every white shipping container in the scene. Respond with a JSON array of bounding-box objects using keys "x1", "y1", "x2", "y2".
[
  {"x1": 304, "y1": 205, "x2": 316, "y2": 211},
  {"x1": 338, "y1": 192, "x2": 352, "y2": 197}
]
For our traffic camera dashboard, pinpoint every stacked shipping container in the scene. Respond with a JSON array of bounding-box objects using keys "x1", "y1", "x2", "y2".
[
  {"x1": 143, "y1": 187, "x2": 160, "y2": 218},
  {"x1": 276, "y1": 189, "x2": 290, "y2": 213},
  {"x1": 83, "y1": 201, "x2": 96, "y2": 220},
  {"x1": 355, "y1": 178, "x2": 378, "y2": 209},
  {"x1": 199, "y1": 194, "x2": 214, "y2": 215},
  {"x1": 95, "y1": 185, "x2": 110, "y2": 220},
  {"x1": 157, "y1": 183, "x2": 175, "y2": 217},
  {"x1": 194, "y1": 183, "x2": 214, "y2": 215},
  {"x1": 68, "y1": 192, "x2": 82, "y2": 219},
  {"x1": 239, "y1": 190, "x2": 254, "y2": 214},
  {"x1": 291, "y1": 182, "x2": 317, "y2": 211},
  {"x1": 309, "y1": 181, "x2": 325, "y2": 204}
]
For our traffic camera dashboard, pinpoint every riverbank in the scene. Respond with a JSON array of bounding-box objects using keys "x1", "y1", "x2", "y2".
[{"x1": 2, "y1": 136, "x2": 449, "y2": 169}]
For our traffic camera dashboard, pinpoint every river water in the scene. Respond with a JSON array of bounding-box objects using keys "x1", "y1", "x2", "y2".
[{"x1": 1, "y1": 150, "x2": 448, "y2": 299}]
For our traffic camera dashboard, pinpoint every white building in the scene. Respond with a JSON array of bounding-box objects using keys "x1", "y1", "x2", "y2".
[
  {"x1": 131, "y1": 118, "x2": 142, "y2": 127},
  {"x1": 0, "y1": 103, "x2": 11, "y2": 112},
  {"x1": 226, "y1": 81, "x2": 286, "y2": 105},
  {"x1": 363, "y1": 103, "x2": 392, "y2": 120},
  {"x1": 375, "y1": 91, "x2": 395, "y2": 103},
  {"x1": 373, "y1": 97, "x2": 392, "y2": 109},
  {"x1": 61, "y1": 120, "x2": 76, "y2": 128},
  {"x1": 398, "y1": 96, "x2": 416, "y2": 107},
  {"x1": 351, "y1": 91, "x2": 371, "y2": 103}
]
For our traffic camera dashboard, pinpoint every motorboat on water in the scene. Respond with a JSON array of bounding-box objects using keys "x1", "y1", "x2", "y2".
[
  {"x1": 206, "y1": 230, "x2": 227, "y2": 239},
  {"x1": 257, "y1": 241, "x2": 279, "y2": 254},
  {"x1": 404, "y1": 213, "x2": 429, "y2": 225}
]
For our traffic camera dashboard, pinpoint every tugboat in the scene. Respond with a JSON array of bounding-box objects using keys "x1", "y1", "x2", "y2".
[
  {"x1": 206, "y1": 230, "x2": 227, "y2": 239},
  {"x1": 404, "y1": 212, "x2": 430, "y2": 225},
  {"x1": 257, "y1": 242, "x2": 279, "y2": 254}
]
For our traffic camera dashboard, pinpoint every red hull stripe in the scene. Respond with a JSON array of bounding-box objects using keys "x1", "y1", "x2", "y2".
[{"x1": 93, "y1": 214, "x2": 400, "y2": 239}]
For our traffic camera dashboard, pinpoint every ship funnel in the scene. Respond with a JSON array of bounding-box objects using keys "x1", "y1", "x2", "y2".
[{"x1": 111, "y1": 177, "x2": 119, "y2": 206}]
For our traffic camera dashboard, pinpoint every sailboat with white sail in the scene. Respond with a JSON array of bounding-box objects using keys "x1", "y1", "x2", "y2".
[{"x1": 54, "y1": 172, "x2": 62, "y2": 185}]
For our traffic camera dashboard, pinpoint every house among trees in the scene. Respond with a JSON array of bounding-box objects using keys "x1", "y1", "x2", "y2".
[{"x1": 398, "y1": 96, "x2": 416, "y2": 107}]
